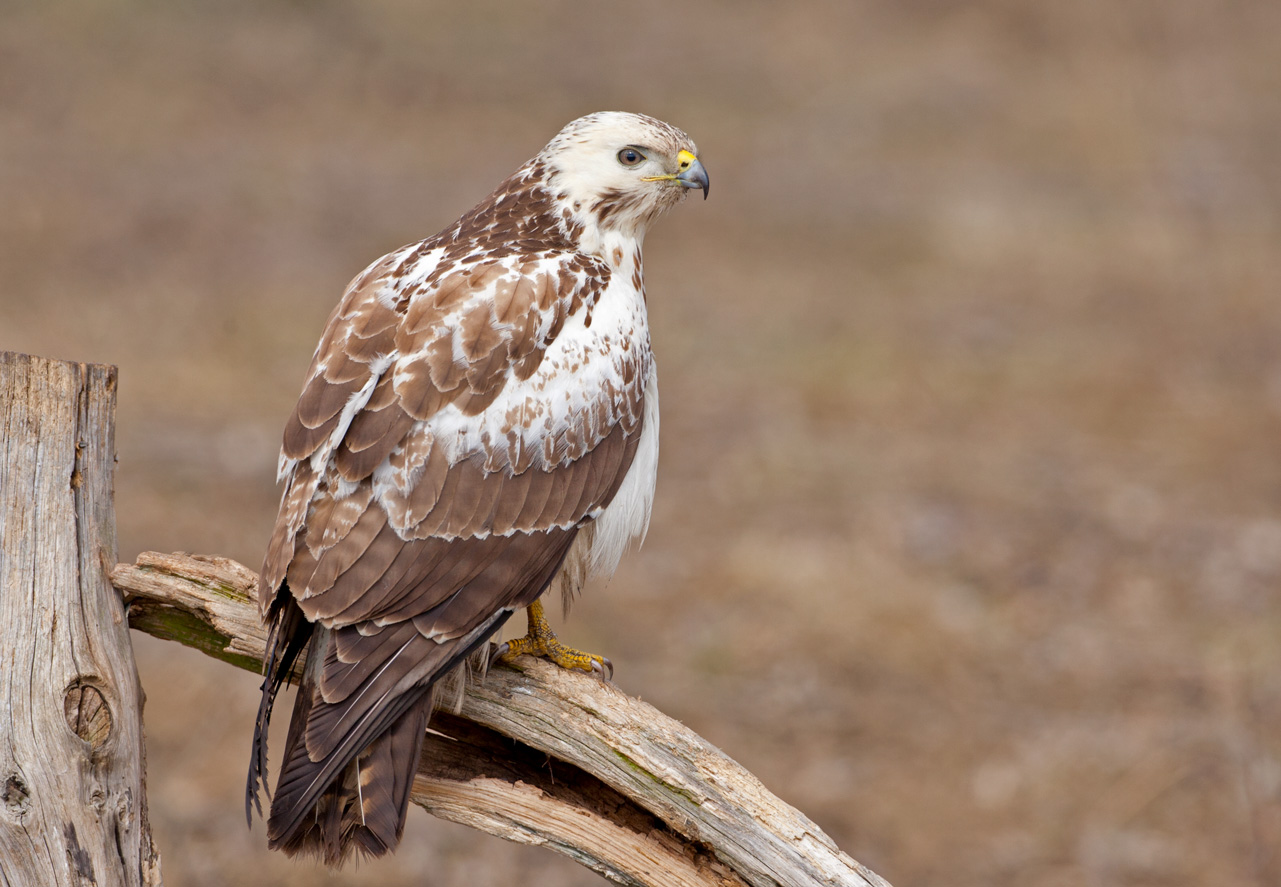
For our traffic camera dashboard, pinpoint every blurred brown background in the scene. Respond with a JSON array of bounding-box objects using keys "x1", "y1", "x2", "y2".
[{"x1": 3, "y1": 1, "x2": 1279, "y2": 885}]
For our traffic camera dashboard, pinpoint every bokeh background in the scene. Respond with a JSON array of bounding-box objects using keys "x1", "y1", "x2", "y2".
[{"x1": 3, "y1": 1, "x2": 1279, "y2": 885}]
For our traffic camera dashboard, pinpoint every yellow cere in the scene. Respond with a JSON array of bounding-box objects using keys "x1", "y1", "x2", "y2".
[{"x1": 644, "y1": 150, "x2": 701, "y2": 182}]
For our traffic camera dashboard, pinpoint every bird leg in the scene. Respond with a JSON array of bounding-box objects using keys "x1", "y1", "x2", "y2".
[{"x1": 494, "y1": 598, "x2": 613, "y2": 680}]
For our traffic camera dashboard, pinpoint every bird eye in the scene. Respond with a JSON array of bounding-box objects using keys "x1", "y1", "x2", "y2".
[{"x1": 617, "y1": 147, "x2": 646, "y2": 167}]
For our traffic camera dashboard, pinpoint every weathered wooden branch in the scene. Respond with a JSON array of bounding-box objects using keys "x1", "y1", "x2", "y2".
[
  {"x1": 113, "y1": 552, "x2": 891, "y2": 887},
  {"x1": 0, "y1": 353, "x2": 162, "y2": 887}
]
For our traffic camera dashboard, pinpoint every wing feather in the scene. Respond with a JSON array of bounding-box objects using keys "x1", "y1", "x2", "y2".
[
  {"x1": 512, "y1": 462, "x2": 559, "y2": 528},
  {"x1": 488, "y1": 466, "x2": 535, "y2": 535},
  {"x1": 335, "y1": 373, "x2": 415, "y2": 481},
  {"x1": 295, "y1": 493, "x2": 385, "y2": 598}
]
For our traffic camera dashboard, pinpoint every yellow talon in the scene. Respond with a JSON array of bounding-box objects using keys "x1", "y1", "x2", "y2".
[{"x1": 495, "y1": 599, "x2": 613, "y2": 680}]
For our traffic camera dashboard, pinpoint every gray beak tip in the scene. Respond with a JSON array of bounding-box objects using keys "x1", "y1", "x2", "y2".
[{"x1": 676, "y1": 157, "x2": 710, "y2": 201}]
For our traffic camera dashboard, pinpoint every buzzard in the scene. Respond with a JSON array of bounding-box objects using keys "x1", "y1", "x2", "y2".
[{"x1": 246, "y1": 112, "x2": 708, "y2": 864}]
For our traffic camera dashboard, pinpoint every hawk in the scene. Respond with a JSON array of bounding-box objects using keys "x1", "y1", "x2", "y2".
[{"x1": 246, "y1": 112, "x2": 708, "y2": 864}]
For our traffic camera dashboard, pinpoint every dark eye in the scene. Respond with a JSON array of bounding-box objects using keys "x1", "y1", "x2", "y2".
[{"x1": 617, "y1": 147, "x2": 646, "y2": 167}]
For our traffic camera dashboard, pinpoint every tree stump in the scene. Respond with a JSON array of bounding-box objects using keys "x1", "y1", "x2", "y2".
[{"x1": 0, "y1": 352, "x2": 162, "y2": 886}]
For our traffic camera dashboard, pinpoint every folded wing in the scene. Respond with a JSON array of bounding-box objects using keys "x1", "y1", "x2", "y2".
[{"x1": 248, "y1": 240, "x2": 647, "y2": 863}]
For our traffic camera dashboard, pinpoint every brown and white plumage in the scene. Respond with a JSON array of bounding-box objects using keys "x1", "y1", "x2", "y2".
[{"x1": 246, "y1": 112, "x2": 707, "y2": 864}]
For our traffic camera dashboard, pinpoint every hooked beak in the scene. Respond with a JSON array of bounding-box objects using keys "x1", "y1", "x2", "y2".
[
  {"x1": 645, "y1": 148, "x2": 710, "y2": 200},
  {"x1": 674, "y1": 149, "x2": 710, "y2": 200}
]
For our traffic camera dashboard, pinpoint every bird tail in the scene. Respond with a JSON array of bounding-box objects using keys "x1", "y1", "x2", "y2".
[
  {"x1": 250, "y1": 610, "x2": 505, "y2": 865},
  {"x1": 267, "y1": 684, "x2": 430, "y2": 864},
  {"x1": 246, "y1": 569, "x2": 529, "y2": 864},
  {"x1": 248, "y1": 606, "x2": 438, "y2": 866}
]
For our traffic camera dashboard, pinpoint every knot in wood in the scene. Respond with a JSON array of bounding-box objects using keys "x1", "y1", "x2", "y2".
[
  {"x1": 3, "y1": 774, "x2": 31, "y2": 817},
  {"x1": 64, "y1": 681, "x2": 112, "y2": 750}
]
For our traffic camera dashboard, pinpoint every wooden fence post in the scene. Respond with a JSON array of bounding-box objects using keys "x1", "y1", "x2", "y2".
[{"x1": 0, "y1": 352, "x2": 162, "y2": 886}]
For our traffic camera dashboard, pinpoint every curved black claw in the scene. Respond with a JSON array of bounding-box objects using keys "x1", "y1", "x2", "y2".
[{"x1": 592, "y1": 656, "x2": 615, "y2": 683}]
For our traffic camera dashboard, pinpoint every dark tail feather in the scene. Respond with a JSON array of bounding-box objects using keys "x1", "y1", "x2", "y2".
[
  {"x1": 269, "y1": 692, "x2": 431, "y2": 864},
  {"x1": 251, "y1": 603, "x2": 518, "y2": 865},
  {"x1": 263, "y1": 632, "x2": 435, "y2": 867},
  {"x1": 246, "y1": 598, "x2": 312, "y2": 825},
  {"x1": 352, "y1": 702, "x2": 429, "y2": 858}
]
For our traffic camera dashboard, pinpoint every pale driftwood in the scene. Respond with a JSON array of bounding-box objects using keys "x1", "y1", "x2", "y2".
[
  {"x1": 113, "y1": 552, "x2": 892, "y2": 887},
  {"x1": 0, "y1": 353, "x2": 162, "y2": 887}
]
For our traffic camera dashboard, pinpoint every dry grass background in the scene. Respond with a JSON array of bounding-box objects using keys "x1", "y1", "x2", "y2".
[{"x1": 3, "y1": 1, "x2": 1280, "y2": 885}]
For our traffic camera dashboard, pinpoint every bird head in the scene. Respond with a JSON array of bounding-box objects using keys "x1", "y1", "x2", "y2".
[{"x1": 539, "y1": 111, "x2": 708, "y2": 242}]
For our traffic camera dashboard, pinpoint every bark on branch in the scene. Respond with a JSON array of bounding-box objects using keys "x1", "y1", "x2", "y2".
[{"x1": 113, "y1": 552, "x2": 891, "y2": 887}]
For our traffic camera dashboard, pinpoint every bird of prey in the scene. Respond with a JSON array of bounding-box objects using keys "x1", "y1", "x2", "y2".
[{"x1": 246, "y1": 112, "x2": 708, "y2": 864}]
